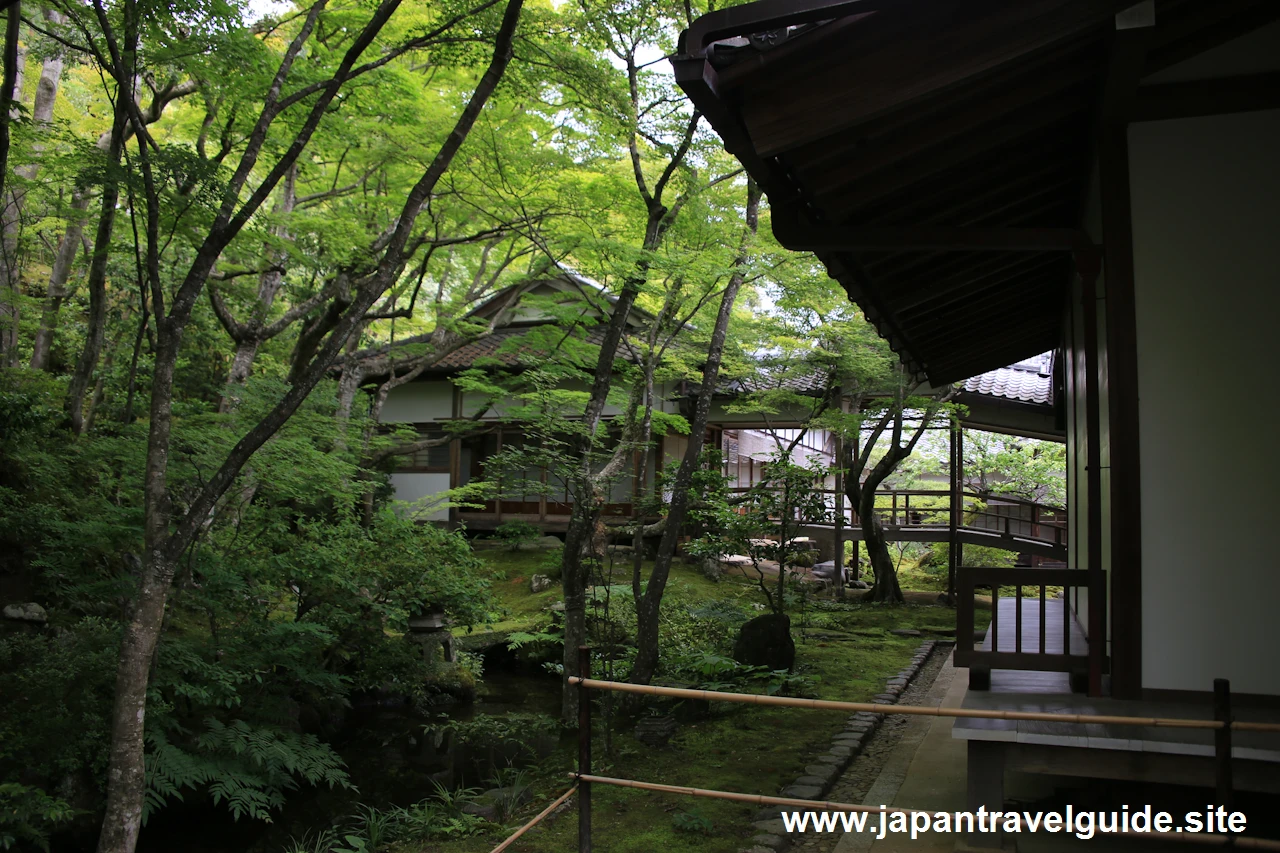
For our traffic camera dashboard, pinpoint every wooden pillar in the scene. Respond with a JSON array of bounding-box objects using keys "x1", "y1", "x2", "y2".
[
  {"x1": 947, "y1": 420, "x2": 961, "y2": 604},
  {"x1": 834, "y1": 431, "x2": 846, "y2": 597},
  {"x1": 1077, "y1": 249, "x2": 1106, "y2": 698},
  {"x1": 1098, "y1": 5, "x2": 1152, "y2": 699}
]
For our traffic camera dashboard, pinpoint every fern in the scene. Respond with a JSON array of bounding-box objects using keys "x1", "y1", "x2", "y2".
[{"x1": 144, "y1": 719, "x2": 350, "y2": 823}]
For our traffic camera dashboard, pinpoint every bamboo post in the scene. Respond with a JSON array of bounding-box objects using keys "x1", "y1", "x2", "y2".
[
  {"x1": 578, "y1": 645, "x2": 592, "y2": 853},
  {"x1": 1215, "y1": 679, "x2": 1232, "y2": 811}
]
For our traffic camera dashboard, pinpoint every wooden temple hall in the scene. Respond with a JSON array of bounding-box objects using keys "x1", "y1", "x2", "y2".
[{"x1": 673, "y1": 0, "x2": 1280, "y2": 843}]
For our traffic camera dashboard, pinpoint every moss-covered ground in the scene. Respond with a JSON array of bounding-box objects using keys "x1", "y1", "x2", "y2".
[{"x1": 422, "y1": 549, "x2": 965, "y2": 853}]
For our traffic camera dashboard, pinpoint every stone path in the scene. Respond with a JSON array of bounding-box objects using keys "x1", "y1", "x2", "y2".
[{"x1": 789, "y1": 648, "x2": 952, "y2": 853}]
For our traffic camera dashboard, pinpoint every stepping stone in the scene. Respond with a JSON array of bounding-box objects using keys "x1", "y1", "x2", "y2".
[
  {"x1": 753, "y1": 819, "x2": 788, "y2": 835},
  {"x1": 780, "y1": 784, "x2": 823, "y2": 800},
  {"x1": 751, "y1": 834, "x2": 786, "y2": 851},
  {"x1": 794, "y1": 775, "x2": 828, "y2": 788},
  {"x1": 890, "y1": 628, "x2": 922, "y2": 636},
  {"x1": 805, "y1": 764, "x2": 838, "y2": 782}
]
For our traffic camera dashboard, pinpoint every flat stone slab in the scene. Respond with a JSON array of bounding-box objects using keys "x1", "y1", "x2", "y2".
[
  {"x1": 828, "y1": 744, "x2": 853, "y2": 757},
  {"x1": 751, "y1": 833, "x2": 786, "y2": 850},
  {"x1": 780, "y1": 784, "x2": 823, "y2": 800},
  {"x1": 793, "y1": 775, "x2": 829, "y2": 788},
  {"x1": 753, "y1": 819, "x2": 788, "y2": 835},
  {"x1": 805, "y1": 764, "x2": 838, "y2": 782}
]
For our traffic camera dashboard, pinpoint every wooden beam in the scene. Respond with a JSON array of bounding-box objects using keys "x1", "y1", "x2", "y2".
[
  {"x1": 772, "y1": 223, "x2": 1088, "y2": 253},
  {"x1": 1133, "y1": 72, "x2": 1280, "y2": 122}
]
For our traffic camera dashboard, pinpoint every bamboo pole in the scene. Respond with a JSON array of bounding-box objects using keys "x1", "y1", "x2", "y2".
[
  {"x1": 571, "y1": 774, "x2": 1280, "y2": 851},
  {"x1": 566, "y1": 677, "x2": 1280, "y2": 733},
  {"x1": 489, "y1": 786, "x2": 578, "y2": 853}
]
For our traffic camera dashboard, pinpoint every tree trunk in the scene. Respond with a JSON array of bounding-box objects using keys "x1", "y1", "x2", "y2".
[
  {"x1": 860, "y1": 492, "x2": 903, "y2": 602},
  {"x1": 0, "y1": 7, "x2": 24, "y2": 364},
  {"x1": 92, "y1": 1, "x2": 526, "y2": 845},
  {"x1": 30, "y1": 198, "x2": 89, "y2": 370},
  {"x1": 629, "y1": 181, "x2": 759, "y2": 685},
  {"x1": 95, "y1": 554, "x2": 174, "y2": 853},
  {"x1": 67, "y1": 98, "x2": 128, "y2": 433}
]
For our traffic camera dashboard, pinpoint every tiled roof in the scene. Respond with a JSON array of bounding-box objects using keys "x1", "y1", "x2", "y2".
[
  {"x1": 428, "y1": 325, "x2": 629, "y2": 372},
  {"x1": 962, "y1": 355, "x2": 1053, "y2": 405}
]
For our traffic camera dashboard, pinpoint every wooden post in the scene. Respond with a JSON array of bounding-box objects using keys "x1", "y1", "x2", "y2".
[
  {"x1": 1214, "y1": 678, "x2": 1233, "y2": 811},
  {"x1": 578, "y1": 645, "x2": 592, "y2": 853},
  {"x1": 1078, "y1": 249, "x2": 1105, "y2": 698},
  {"x1": 834, "y1": 432, "x2": 846, "y2": 596},
  {"x1": 947, "y1": 421, "x2": 960, "y2": 605}
]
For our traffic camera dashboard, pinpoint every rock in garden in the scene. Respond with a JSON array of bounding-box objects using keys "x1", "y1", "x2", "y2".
[
  {"x1": 732, "y1": 613, "x2": 796, "y2": 671},
  {"x1": 530, "y1": 574, "x2": 554, "y2": 593},
  {"x1": 2, "y1": 602, "x2": 47, "y2": 624}
]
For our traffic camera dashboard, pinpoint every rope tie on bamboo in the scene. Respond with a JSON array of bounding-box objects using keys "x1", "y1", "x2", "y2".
[{"x1": 566, "y1": 677, "x2": 1280, "y2": 733}]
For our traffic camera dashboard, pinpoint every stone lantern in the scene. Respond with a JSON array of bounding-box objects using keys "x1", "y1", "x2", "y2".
[{"x1": 407, "y1": 605, "x2": 455, "y2": 665}]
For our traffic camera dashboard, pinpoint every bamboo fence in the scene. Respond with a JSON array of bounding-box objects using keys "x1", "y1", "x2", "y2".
[
  {"x1": 571, "y1": 773, "x2": 1280, "y2": 851},
  {"x1": 567, "y1": 677, "x2": 1280, "y2": 733},
  {"x1": 488, "y1": 785, "x2": 578, "y2": 853}
]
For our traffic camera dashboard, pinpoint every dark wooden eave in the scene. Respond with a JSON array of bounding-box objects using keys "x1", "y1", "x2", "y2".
[{"x1": 673, "y1": 0, "x2": 1280, "y2": 385}]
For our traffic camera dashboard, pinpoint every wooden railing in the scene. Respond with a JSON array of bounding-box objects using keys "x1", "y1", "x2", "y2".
[
  {"x1": 856, "y1": 489, "x2": 1066, "y2": 548},
  {"x1": 955, "y1": 566, "x2": 1105, "y2": 691},
  {"x1": 725, "y1": 487, "x2": 1067, "y2": 553}
]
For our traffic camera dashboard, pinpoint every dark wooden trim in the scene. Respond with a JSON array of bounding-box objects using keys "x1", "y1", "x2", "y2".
[
  {"x1": 1133, "y1": 72, "x2": 1280, "y2": 122},
  {"x1": 1099, "y1": 100, "x2": 1144, "y2": 703},
  {"x1": 1077, "y1": 250, "x2": 1105, "y2": 698}
]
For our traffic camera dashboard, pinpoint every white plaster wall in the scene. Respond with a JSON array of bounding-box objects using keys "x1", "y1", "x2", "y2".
[
  {"x1": 389, "y1": 473, "x2": 452, "y2": 521},
  {"x1": 380, "y1": 381, "x2": 453, "y2": 423},
  {"x1": 1129, "y1": 108, "x2": 1280, "y2": 695}
]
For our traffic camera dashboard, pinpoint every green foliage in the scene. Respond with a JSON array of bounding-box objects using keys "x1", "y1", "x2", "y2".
[
  {"x1": 671, "y1": 808, "x2": 715, "y2": 836},
  {"x1": 494, "y1": 520, "x2": 542, "y2": 551},
  {"x1": 0, "y1": 783, "x2": 76, "y2": 852},
  {"x1": 449, "y1": 712, "x2": 559, "y2": 750},
  {"x1": 143, "y1": 720, "x2": 349, "y2": 822}
]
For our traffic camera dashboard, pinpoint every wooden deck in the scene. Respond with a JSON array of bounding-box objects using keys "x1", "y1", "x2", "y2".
[
  {"x1": 981, "y1": 596, "x2": 1087, "y2": 656},
  {"x1": 952, "y1": 598, "x2": 1280, "y2": 795}
]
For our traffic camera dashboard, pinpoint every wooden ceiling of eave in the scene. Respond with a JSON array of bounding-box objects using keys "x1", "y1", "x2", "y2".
[{"x1": 726, "y1": 0, "x2": 1131, "y2": 159}]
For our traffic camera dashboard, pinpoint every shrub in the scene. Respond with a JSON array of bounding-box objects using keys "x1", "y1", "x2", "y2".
[{"x1": 494, "y1": 521, "x2": 542, "y2": 551}]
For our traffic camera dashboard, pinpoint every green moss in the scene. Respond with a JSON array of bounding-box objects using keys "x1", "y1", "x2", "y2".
[{"x1": 431, "y1": 594, "x2": 953, "y2": 853}]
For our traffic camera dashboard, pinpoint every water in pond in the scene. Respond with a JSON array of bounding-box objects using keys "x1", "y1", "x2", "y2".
[{"x1": 131, "y1": 668, "x2": 565, "y2": 853}]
